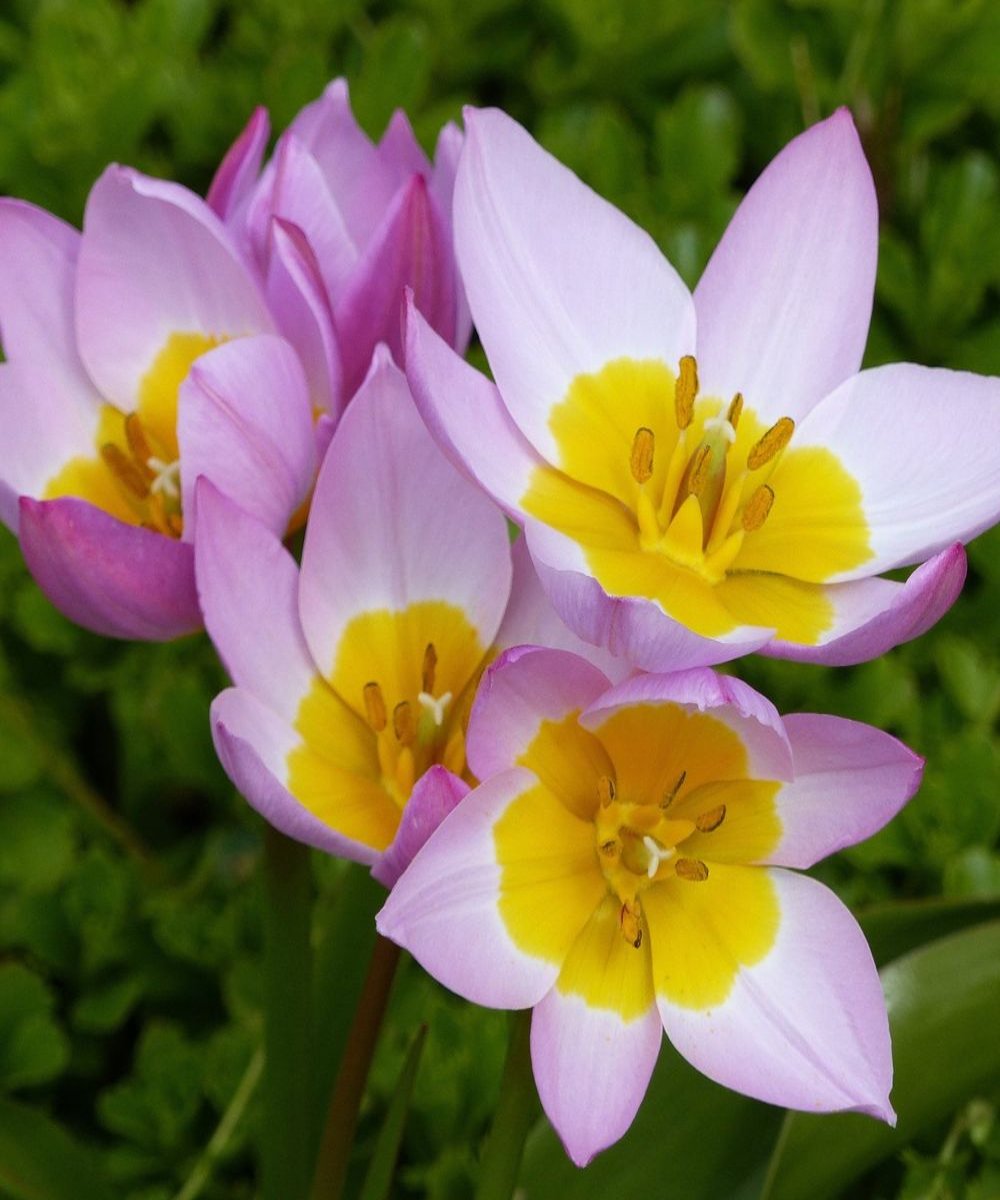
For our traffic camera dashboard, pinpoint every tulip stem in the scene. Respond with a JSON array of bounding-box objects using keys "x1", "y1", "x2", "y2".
[
  {"x1": 310, "y1": 934, "x2": 401, "y2": 1200},
  {"x1": 262, "y1": 827, "x2": 313, "y2": 1200},
  {"x1": 474, "y1": 1009, "x2": 539, "y2": 1200}
]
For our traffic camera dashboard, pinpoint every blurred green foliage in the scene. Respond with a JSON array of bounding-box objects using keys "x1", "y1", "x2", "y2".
[{"x1": 0, "y1": 0, "x2": 999, "y2": 1197}]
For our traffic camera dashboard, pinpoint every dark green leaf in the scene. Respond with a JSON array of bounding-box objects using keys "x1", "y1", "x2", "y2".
[{"x1": 0, "y1": 1095, "x2": 113, "y2": 1200}]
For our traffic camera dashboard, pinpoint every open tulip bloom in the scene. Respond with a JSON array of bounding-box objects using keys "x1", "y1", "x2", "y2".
[
  {"x1": 377, "y1": 646, "x2": 924, "y2": 1165},
  {"x1": 195, "y1": 350, "x2": 618, "y2": 885},
  {"x1": 210, "y1": 77, "x2": 468, "y2": 413},
  {"x1": 407, "y1": 106, "x2": 1000, "y2": 672},
  {"x1": 0, "y1": 173, "x2": 317, "y2": 640}
]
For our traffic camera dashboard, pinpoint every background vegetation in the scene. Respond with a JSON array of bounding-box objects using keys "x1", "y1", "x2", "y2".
[{"x1": 0, "y1": 1, "x2": 999, "y2": 1197}]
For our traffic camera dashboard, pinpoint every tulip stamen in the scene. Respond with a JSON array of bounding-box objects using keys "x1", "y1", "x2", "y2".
[
  {"x1": 422, "y1": 642, "x2": 438, "y2": 694},
  {"x1": 630, "y1": 427, "x2": 655, "y2": 484},
  {"x1": 742, "y1": 484, "x2": 775, "y2": 532},
  {"x1": 675, "y1": 355, "x2": 698, "y2": 430},
  {"x1": 695, "y1": 804, "x2": 727, "y2": 833},
  {"x1": 363, "y1": 681, "x2": 388, "y2": 731},
  {"x1": 747, "y1": 417, "x2": 795, "y2": 470},
  {"x1": 675, "y1": 858, "x2": 709, "y2": 882},
  {"x1": 597, "y1": 775, "x2": 616, "y2": 808},
  {"x1": 661, "y1": 770, "x2": 686, "y2": 809},
  {"x1": 619, "y1": 898, "x2": 643, "y2": 949},
  {"x1": 101, "y1": 443, "x2": 151, "y2": 500},
  {"x1": 393, "y1": 700, "x2": 416, "y2": 746}
]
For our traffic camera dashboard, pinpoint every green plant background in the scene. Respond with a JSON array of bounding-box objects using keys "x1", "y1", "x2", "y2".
[{"x1": 0, "y1": 1, "x2": 999, "y2": 1198}]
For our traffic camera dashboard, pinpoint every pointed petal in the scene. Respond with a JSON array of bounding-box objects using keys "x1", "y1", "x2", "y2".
[
  {"x1": 336, "y1": 175, "x2": 456, "y2": 399},
  {"x1": 494, "y1": 537, "x2": 631, "y2": 682},
  {"x1": 429, "y1": 121, "x2": 472, "y2": 350},
  {"x1": 77, "y1": 167, "x2": 273, "y2": 406},
  {"x1": 207, "y1": 106, "x2": 270, "y2": 222},
  {"x1": 455, "y1": 107, "x2": 695, "y2": 461},
  {"x1": 581, "y1": 667, "x2": 794, "y2": 781},
  {"x1": 179, "y1": 334, "x2": 316, "y2": 538},
  {"x1": 378, "y1": 108, "x2": 432, "y2": 180},
  {"x1": 793, "y1": 364, "x2": 1000, "y2": 575},
  {"x1": 651, "y1": 868, "x2": 893, "y2": 1121},
  {"x1": 211, "y1": 687, "x2": 380, "y2": 864},
  {"x1": 194, "y1": 480, "x2": 316, "y2": 720},
  {"x1": 525, "y1": 519, "x2": 773, "y2": 671},
  {"x1": 376, "y1": 768, "x2": 571, "y2": 1008},
  {"x1": 299, "y1": 350, "x2": 512, "y2": 678},
  {"x1": 466, "y1": 645, "x2": 612, "y2": 784},
  {"x1": 694, "y1": 109, "x2": 878, "y2": 424},
  {"x1": 373, "y1": 765, "x2": 469, "y2": 888},
  {"x1": 763, "y1": 543, "x2": 967, "y2": 665},
  {"x1": 405, "y1": 301, "x2": 543, "y2": 517},
  {"x1": 268, "y1": 134, "x2": 359, "y2": 303},
  {"x1": 18, "y1": 496, "x2": 200, "y2": 640},
  {"x1": 0, "y1": 201, "x2": 102, "y2": 522},
  {"x1": 532, "y1": 928, "x2": 661, "y2": 1165},
  {"x1": 764, "y1": 714, "x2": 923, "y2": 868}
]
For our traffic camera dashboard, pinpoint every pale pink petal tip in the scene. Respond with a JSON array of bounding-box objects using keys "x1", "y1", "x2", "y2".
[{"x1": 373, "y1": 766, "x2": 470, "y2": 888}]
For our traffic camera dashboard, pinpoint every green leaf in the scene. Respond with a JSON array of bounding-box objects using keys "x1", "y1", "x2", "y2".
[
  {"x1": 358, "y1": 1025, "x2": 427, "y2": 1200},
  {"x1": 762, "y1": 920, "x2": 1000, "y2": 1200},
  {"x1": 519, "y1": 1037, "x2": 780, "y2": 1199},
  {"x1": 0, "y1": 1094, "x2": 113, "y2": 1200},
  {"x1": 0, "y1": 964, "x2": 69, "y2": 1091},
  {"x1": 858, "y1": 895, "x2": 1000, "y2": 965}
]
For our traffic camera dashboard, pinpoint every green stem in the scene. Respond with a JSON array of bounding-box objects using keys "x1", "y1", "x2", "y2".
[
  {"x1": 310, "y1": 935, "x2": 401, "y2": 1200},
  {"x1": 474, "y1": 1010, "x2": 538, "y2": 1200},
  {"x1": 173, "y1": 1046, "x2": 264, "y2": 1200},
  {"x1": 262, "y1": 827, "x2": 313, "y2": 1200}
]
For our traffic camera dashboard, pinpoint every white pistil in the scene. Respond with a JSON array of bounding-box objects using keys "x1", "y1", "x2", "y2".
[
  {"x1": 642, "y1": 835, "x2": 675, "y2": 879},
  {"x1": 417, "y1": 690, "x2": 453, "y2": 727},
  {"x1": 702, "y1": 415, "x2": 737, "y2": 445},
  {"x1": 148, "y1": 456, "x2": 181, "y2": 500}
]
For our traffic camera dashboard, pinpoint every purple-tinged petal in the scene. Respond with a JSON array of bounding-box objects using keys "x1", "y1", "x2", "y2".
[
  {"x1": 467, "y1": 645, "x2": 611, "y2": 782},
  {"x1": 212, "y1": 687, "x2": 378, "y2": 864},
  {"x1": 207, "y1": 106, "x2": 270, "y2": 222},
  {"x1": 299, "y1": 349, "x2": 512, "y2": 678},
  {"x1": 765, "y1": 715, "x2": 923, "y2": 868},
  {"x1": 429, "y1": 121, "x2": 471, "y2": 350},
  {"x1": 336, "y1": 175, "x2": 455, "y2": 399},
  {"x1": 18, "y1": 496, "x2": 200, "y2": 640},
  {"x1": 405, "y1": 301, "x2": 542, "y2": 518},
  {"x1": 766, "y1": 544, "x2": 967, "y2": 666},
  {"x1": 378, "y1": 108, "x2": 432, "y2": 181},
  {"x1": 531, "y1": 987, "x2": 661, "y2": 1167},
  {"x1": 179, "y1": 334, "x2": 316, "y2": 538},
  {"x1": 525, "y1": 520, "x2": 773, "y2": 671},
  {"x1": 377, "y1": 767, "x2": 563, "y2": 1008},
  {"x1": 0, "y1": 201, "x2": 103, "y2": 525},
  {"x1": 454, "y1": 107, "x2": 696, "y2": 462},
  {"x1": 289, "y1": 78, "x2": 399, "y2": 248},
  {"x1": 654, "y1": 869, "x2": 894, "y2": 1122},
  {"x1": 792, "y1": 365, "x2": 1000, "y2": 576},
  {"x1": 581, "y1": 668, "x2": 794, "y2": 781},
  {"x1": 694, "y1": 109, "x2": 878, "y2": 425},
  {"x1": 194, "y1": 480, "x2": 316, "y2": 721},
  {"x1": 77, "y1": 167, "x2": 273, "y2": 406},
  {"x1": 373, "y1": 765, "x2": 469, "y2": 888},
  {"x1": 265, "y1": 218, "x2": 343, "y2": 416},
  {"x1": 494, "y1": 537, "x2": 631, "y2": 682},
  {"x1": 268, "y1": 134, "x2": 358, "y2": 303}
]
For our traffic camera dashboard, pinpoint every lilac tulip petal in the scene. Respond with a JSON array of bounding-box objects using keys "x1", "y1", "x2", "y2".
[
  {"x1": 207, "y1": 106, "x2": 270, "y2": 222},
  {"x1": 378, "y1": 109, "x2": 432, "y2": 181},
  {"x1": 581, "y1": 668, "x2": 794, "y2": 781},
  {"x1": 299, "y1": 350, "x2": 512, "y2": 677},
  {"x1": 266, "y1": 218, "x2": 343, "y2": 416},
  {"x1": 654, "y1": 869, "x2": 894, "y2": 1122},
  {"x1": 78, "y1": 168, "x2": 273, "y2": 406},
  {"x1": 494, "y1": 537, "x2": 630, "y2": 682},
  {"x1": 525, "y1": 520, "x2": 773, "y2": 671},
  {"x1": 405, "y1": 302, "x2": 543, "y2": 517},
  {"x1": 0, "y1": 201, "x2": 102, "y2": 523},
  {"x1": 377, "y1": 768, "x2": 563, "y2": 1008},
  {"x1": 455, "y1": 107, "x2": 695, "y2": 461},
  {"x1": 793, "y1": 364, "x2": 1000, "y2": 575},
  {"x1": 694, "y1": 109, "x2": 877, "y2": 425},
  {"x1": 766, "y1": 714, "x2": 923, "y2": 868},
  {"x1": 373, "y1": 765, "x2": 469, "y2": 888},
  {"x1": 179, "y1": 334, "x2": 316, "y2": 537},
  {"x1": 289, "y1": 78, "x2": 399, "y2": 249},
  {"x1": 337, "y1": 175, "x2": 455, "y2": 399},
  {"x1": 212, "y1": 687, "x2": 378, "y2": 864},
  {"x1": 429, "y1": 121, "x2": 471, "y2": 349},
  {"x1": 18, "y1": 496, "x2": 200, "y2": 640},
  {"x1": 531, "y1": 989, "x2": 661, "y2": 1167},
  {"x1": 194, "y1": 480, "x2": 316, "y2": 720},
  {"x1": 466, "y1": 646, "x2": 612, "y2": 781},
  {"x1": 766, "y1": 544, "x2": 967, "y2": 666}
]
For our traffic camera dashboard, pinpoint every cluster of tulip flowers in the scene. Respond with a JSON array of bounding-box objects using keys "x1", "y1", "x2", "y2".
[{"x1": 2, "y1": 76, "x2": 1000, "y2": 1195}]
